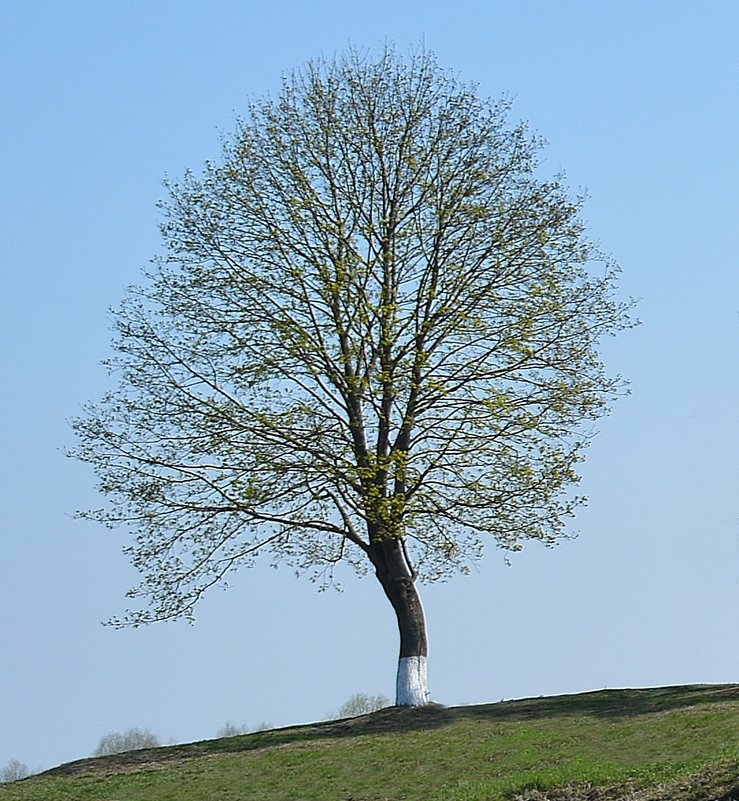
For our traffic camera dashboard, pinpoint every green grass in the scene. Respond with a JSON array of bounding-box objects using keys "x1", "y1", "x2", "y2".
[{"x1": 3, "y1": 685, "x2": 738, "y2": 800}]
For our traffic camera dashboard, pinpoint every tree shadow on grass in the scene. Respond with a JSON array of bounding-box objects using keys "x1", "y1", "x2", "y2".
[{"x1": 41, "y1": 683, "x2": 739, "y2": 780}]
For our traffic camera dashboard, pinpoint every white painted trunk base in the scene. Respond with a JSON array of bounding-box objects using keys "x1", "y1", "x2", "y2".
[{"x1": 396, "y1": 655, "x2": 430, "y2": 706}]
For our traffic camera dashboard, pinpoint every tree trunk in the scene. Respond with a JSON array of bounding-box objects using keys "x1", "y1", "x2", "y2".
[{"x1": 369, "y1": 537, "x2": 430, "y2": 706}]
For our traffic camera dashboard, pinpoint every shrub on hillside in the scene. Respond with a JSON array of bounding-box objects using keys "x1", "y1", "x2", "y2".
[
  {"x1": 216, "y1": 721, "x2": 272, "y2": 737},
  {"x1": 217, "y1": 722, "x2": 248, "y2": 737},
  {"x1": 1, "y1": 759, "x2": 30, "y2": 783},
  {"x1": 93, "y1": 727, "x2": 160, "y2": 756},
  {"x1": 338, "y1": 693, "x2": 390, "y2": 718}
]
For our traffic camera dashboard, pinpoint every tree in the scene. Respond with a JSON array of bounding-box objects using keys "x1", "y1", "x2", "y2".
[
  {"x1": 72, "y1": 46, "x2": 632, "y2": 706},
  {"x1": 1, "y1": 759, "x2": 30, "y2": 783},
  {"x1": 216, "y1": 722, "x2": 249, "y2": 737},
  {"x1": 216, "y1": 721, "x2": 271, "y2": 736},
  {"x1": 338, "y1": 692, "x2": 390, "y2": 718},
  {"x1": 93, "y1": 727, "x2": 160, "y2": 756}
]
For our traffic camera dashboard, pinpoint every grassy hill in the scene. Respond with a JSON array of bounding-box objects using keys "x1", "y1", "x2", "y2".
[{"x1": 2, "y1": 684, "x2": 738, "y2": 800}]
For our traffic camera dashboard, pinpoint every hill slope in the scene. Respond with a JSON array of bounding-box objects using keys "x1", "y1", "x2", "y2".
[{"x1": 2, "y1": 684, "x2": 738, "y2": 800}]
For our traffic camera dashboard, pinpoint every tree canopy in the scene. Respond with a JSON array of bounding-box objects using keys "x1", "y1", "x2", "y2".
[{"x1": 72, "y1": 46, "x2": 632, "y2": 704}]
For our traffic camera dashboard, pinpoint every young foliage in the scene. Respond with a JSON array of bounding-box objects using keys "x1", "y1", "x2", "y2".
[{"x1": 72, "y1": 45, "x2": 632, "y2": 702}]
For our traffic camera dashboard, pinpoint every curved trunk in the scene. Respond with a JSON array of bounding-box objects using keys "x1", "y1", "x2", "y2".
[{"x1": 369, "y1": 537, "x2": 430, "y2": 706}]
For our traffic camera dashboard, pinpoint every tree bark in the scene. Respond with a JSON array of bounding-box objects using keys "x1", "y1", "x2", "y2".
[{"x1": 369, "y1": 537, "x2": 430, "y2": 706}]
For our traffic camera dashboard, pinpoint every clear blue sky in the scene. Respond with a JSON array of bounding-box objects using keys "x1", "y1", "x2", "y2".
[{"x1": 1, "y1": 0, "x2": 738, "y2": 773}]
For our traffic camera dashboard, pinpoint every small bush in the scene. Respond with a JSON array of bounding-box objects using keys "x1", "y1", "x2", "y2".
[
  {"x1": 338, "y1": 692, "x2": 390, "y2": 718},
  {"x1": 93, "y1": 727, "x2": 160, "y2": 756},
  {"x1": 216, "y1": 722, "x2": 248, "y2": 737},
  {"x1": 1, "y1": 759, "x2": 30, "y2": 783},
  {"x1": 217, "y1": 721, "x2": 272, "y2": 737}
]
